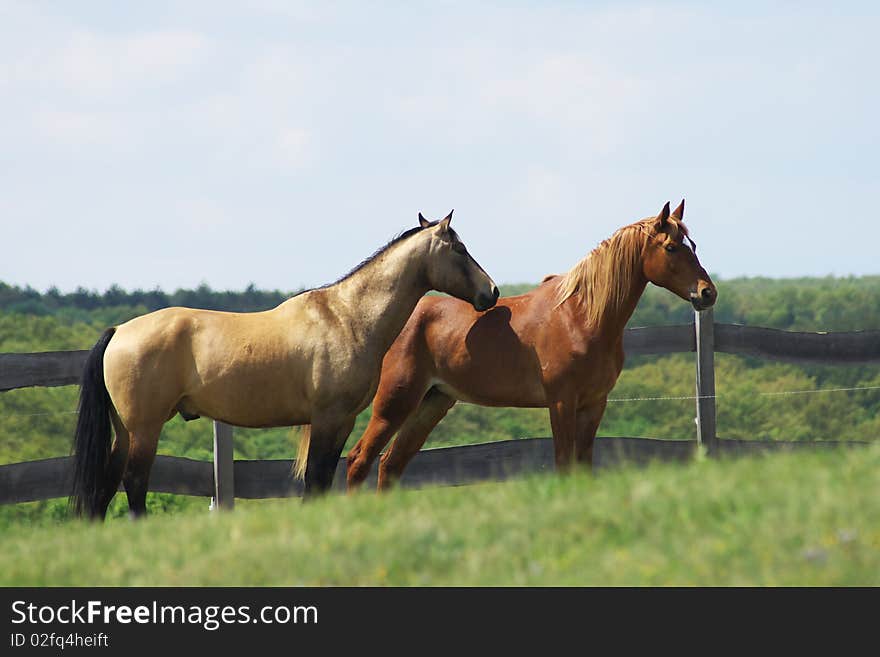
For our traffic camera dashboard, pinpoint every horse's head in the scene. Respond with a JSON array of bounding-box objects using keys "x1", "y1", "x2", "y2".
[
  {"x1": 641, "y1": 200, "x2": 717, "y2": 311},
  {"x1": 419, "y1": 210, "x2": 499, "y2": 312}
]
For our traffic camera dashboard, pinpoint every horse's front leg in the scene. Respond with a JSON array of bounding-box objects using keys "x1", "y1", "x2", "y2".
[
  {"x1": 303, "y1": 413, "x2": 357, "y2": 500},
  {"x1": 575, "y1": 398, "x2": 608, "y2": 471},
  {"x1": 547, "y1": 396, "x2": 578, "y2": 472}
]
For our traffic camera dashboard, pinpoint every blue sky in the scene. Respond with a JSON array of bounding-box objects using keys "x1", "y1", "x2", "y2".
[{"x1": 2, "y1": 1, "x2": 878, "y2": 292}]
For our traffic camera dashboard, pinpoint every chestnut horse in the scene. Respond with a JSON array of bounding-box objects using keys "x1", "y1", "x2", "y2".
[
  {"x1": 71, "y1": 211, "x2": 499, "y2": 518},
  {"x1": 346, "y1": 200, "x2": 716, "y2": 490}
]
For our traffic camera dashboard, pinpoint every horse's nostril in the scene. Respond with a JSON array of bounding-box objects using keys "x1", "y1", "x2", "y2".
[
  {"x1": 701, "y1": 287, "x2": 714, "y2": 300},
  {"x1": 492, "y1": 286, "x2": 500, "y2": 300}
]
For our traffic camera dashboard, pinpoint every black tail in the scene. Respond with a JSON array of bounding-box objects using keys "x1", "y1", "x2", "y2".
[{"x1": 70, "y1": 327, "x2": 116, "y2": 518}]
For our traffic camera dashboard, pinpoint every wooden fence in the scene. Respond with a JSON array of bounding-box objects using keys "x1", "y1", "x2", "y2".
[{"x1": 1, "y1": 307, "x2": 877, "y2": 507}]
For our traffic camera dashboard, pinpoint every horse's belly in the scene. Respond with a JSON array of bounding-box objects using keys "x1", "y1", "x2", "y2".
[
  {"x1": 184, "y1": 371, "x2": 311, "y2": 428},
  {"x1": 434, "y1": 374, "x2": 546, "y2": 408},
  {"x1": 185, "y1": 395, "x2": 309, "y2": 428}
]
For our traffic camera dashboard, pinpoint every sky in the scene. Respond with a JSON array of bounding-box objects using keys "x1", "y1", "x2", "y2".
[{"x1": 1, "y1": 1, "x2": 878, "y2": 293}]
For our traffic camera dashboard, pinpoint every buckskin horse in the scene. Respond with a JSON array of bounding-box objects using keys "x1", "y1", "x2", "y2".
[
  {"x1": 71, "y1": 211, "x2": 499, "y2": 519},
  {"x1": 346, "y1": 201, "x2": 716, "y2": 490}
]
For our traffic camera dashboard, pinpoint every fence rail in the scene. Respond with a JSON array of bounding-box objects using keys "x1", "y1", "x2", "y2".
[
  {"x1": 0, "y1": 350, "x2": 89, "y2": 391},
  {"x1": 4, "y1": 319, "x2": 879, "y2": 394},
  {"x1": 2, "y1": 309, "x2": 878, "y2": 506},
  {"x1": 0, "y1": 437, "x2": 866, "y2": 505}
]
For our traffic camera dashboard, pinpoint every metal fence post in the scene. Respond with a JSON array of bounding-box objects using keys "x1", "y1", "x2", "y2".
[
  {"x1": 695, "y1": 307, "x2": 717, "y2": 455},
  {"x1": 213, "y1": 421, "x2": 235, "y2": 510}
]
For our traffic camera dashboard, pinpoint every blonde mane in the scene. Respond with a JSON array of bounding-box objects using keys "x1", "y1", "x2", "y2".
[{"x1": 556, "y1": 216, "x2": 689, "y2": 328}]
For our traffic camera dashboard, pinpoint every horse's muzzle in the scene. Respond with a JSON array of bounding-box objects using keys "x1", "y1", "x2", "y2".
[
  {"x1": 473, "y1": 286, "x2": 500, "y2": 312},
  {"x1": 690, "y1": 285, "x2": 717, "y2": 311}
]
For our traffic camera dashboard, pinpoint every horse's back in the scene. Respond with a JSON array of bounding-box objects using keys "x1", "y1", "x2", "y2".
[
  {"x1": 103, "y1": 306, "x2": 312, "y2": 426},
  {"x1": 108, "y1": 306, "x2": 281, "y2": 364},
  {"x1": 415, "y1": 284, "x2": 553, "y2": 348}
]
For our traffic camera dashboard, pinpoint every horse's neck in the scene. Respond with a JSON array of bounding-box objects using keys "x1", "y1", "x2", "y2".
[
  {"x1": 329, "y1": 247, "x2": 428, "y2": 354},
  {"x1": 606, "y1": 274, "x2": 648, "y2": 337},
  {"x1": 565, "y1": 251, "x2": 649, "y2": 343}
]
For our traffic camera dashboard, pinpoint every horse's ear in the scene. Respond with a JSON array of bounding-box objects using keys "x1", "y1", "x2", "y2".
[
  {"x1": 671, "y1": 199, "x2": 685, "y2": 221},
  {"x1": 418, "y1": 212, "x2": 431, "y2": 228},
  {"x1": 654, "y1": 201, "x2": 671, "y2": 230},
  {"x1": 438, "y1": 209, "x2": 453, "y2": 232}
]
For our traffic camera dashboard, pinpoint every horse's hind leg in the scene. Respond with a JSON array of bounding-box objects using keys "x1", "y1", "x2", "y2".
[
  {"x1": 377, "y1": 388, "x2": 456, "y2": 491},
  {"x1": 122, "y1": 422, "x2": 163, "y2": 518},
  {"x1": 346, "y1": 383, "x2": 431, "y2": 491},
  {"x1": 347, "y1": 337, "x2": 433, "y2": 490},
  {"x1": 97, "y1": 410, "x2": 130, "y2": 519}
]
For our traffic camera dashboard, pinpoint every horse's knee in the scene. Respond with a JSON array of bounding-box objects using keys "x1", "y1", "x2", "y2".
[
  {"x1": 346, "y1": 454, "x2": 369, "y2": 489},
  {"x1": 347, "y1": 442, "x2": 361, "y2": 461},
  {"x1": 346, "y1": 435, "x2": 386, "y2": 489}
]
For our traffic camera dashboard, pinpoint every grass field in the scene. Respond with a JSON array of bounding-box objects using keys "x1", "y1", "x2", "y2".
[{"x1": 1, "y1": 446, "x2": 878, "y2": 586}]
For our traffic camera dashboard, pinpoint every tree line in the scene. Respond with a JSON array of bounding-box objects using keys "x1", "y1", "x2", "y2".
[{"x1": 4, "y1": 275, "x2": 880, "y2": 332}]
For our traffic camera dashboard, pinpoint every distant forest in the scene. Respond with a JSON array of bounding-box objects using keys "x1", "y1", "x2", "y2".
[{"x1": 3, "y1": 274, "x2": 880, "y2": 332}]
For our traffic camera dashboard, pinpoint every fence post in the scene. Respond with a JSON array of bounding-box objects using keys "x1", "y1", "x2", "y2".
[
  {"x1": 694, "y1": 307, "x2": 717, "y2": 455},
  {"x1": 213, "y1": 421, "x2": 234, "y2": 510}
]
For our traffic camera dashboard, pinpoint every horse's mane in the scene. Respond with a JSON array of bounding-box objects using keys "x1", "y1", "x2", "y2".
[
  {"x1": 305, "y1": 221, "x2": 450, "y2": 293},
  {"x1": 556, "y1": 216, "x2": 690, "y2": 327},
  {"x1": 334, "y1": 225, "x2": 428, "y2": 284}
]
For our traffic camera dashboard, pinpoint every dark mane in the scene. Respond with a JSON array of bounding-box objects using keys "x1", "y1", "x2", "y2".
[
  {"x1": 334, "y1": 224, "x2": 429, "y2": 284},
  {"x1": 290, "y1": 223, "x2": 435, "y2": 298}
]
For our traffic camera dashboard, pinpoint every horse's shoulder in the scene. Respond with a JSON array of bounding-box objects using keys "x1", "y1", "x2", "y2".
[{"x1": 412, "y1": 294, "x2": 453, "y2": 320}]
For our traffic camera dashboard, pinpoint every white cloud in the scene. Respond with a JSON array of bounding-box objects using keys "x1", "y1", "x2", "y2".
[
  {"x1": 276, "y1": 127, "x2": 311, "y2": 168},
  {"x1": 481, "y1": 52, "x2": 652, "y2": 153},
  {"x1": 56, "y1": 29, "x2": 209, "y2": 95},
  {"x1": 32, "y1": 108, "x2": 127, "y2": 147},
  {"x1": 2, "y1": 26, "x2": 210, "y2": 99},
  {"x1": 517, "y1": 166, "x2": 571, "y2": 213},
  {"x1": 174, "y1": 198, "x2": 236, "y2": 233}
]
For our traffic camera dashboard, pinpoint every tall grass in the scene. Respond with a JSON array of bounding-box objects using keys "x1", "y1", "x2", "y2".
[{"x1": 1, "y1": 446, "x2": 877, "y2": 586}]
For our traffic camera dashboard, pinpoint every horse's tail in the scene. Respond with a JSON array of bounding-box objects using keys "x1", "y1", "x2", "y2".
[
  {"x1": 292, "y1": 425, "x2": 311, "y2": 481},
  {"x1": 70, "y1": 327, "x2": 116, "y2": 518}
]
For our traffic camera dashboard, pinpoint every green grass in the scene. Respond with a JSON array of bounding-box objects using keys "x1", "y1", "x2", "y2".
[{"x1": 1, "y1": 446, "x2": 878, "y2": 586}]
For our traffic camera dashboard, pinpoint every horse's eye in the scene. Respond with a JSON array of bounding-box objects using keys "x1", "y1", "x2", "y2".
[
  {"x1": 665, "y1": 244, "x2": 677, "y2": 253},
  {"x1": 452, "y1": 242, "x2": 467, "y2": 254}
]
